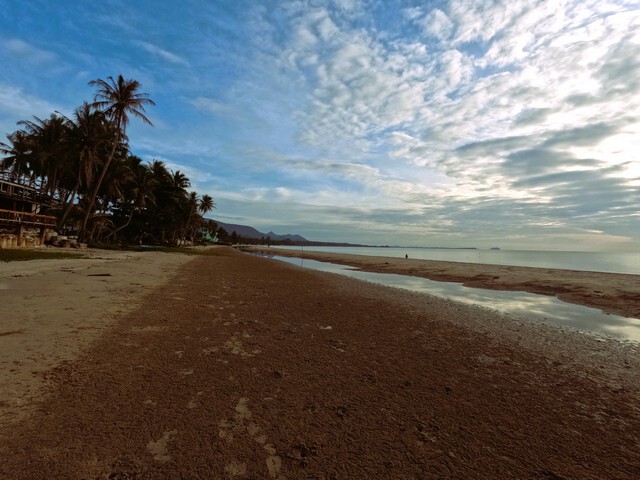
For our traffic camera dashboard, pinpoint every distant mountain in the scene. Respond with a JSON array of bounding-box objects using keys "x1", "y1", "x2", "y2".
[
  {"x1": 212, "y1": 220, "x2": 308, "y2": 242},
  {"x1": 265, "y1": 231, "x2": 308, "y2": 242}
]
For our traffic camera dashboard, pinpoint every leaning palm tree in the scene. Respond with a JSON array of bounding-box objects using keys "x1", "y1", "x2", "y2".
[
  {"x1": 57, "y1": 103, "x2": 113, "y2": 230},
  {"x1": 79, "y1": 75, "x2": 155, "y2": 241}
]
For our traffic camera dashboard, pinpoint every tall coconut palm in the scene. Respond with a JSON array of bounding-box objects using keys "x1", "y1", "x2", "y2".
[
  {"x1": 171, "y1": 170, "x2": 190, "y2": 191},
  {"x1": 181, "y1": 191, "x2": 200, "y2": 243},
  {"x1": 180, "y1": 193, "x2": 216, "y2": 243},
  {"x1": 191, "y1": 194, "x2": 215, "y2": 242},
  {"x1": 16, "y1": 113, "x2": 72, "y2": 198},
  {"x1": 145, "y1": 160, "x2": 183, "y2": 244},
  {"x1": 0, "y1": 130, "x2": 34, "y2": 183},
  {"x1": 57, "y1": 103, "x2": 113, "y2": 229},
  {"x1": 199, "y1": 194, "x2": 215, "y2": 215},
  {"x1": 109, "y1": 155, "x2": 156, "y2": 242},
  {"x1": 80, "y1": 75, "x2": 155, "y2": 241}
]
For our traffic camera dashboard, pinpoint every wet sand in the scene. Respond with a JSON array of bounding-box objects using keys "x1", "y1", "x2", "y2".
[
  {"x1": 246, "y1": 246, "x2": 640, "y2": 319},
  {"x1": 1, "y1": 247, "x2": 639, "y2": 479}
]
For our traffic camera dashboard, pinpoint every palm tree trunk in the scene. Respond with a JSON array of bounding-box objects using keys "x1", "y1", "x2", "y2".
[
  {"x1": 109, "y1": 207, "x2": 136, "y2": 241},
  {"x1": 57, "y1": 182, "x2": 80, "y2": 230},
  {"x1": 79, "y1": 131, "x2": 119, "y2": 242}
]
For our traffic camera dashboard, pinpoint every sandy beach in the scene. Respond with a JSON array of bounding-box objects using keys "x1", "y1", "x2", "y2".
[
  {"x1": 0, "y1": 248, "x2": 193, "y2": 429},
  {"x1": 246, "y1": 246, "x2": 640, "y2": 319},
  {"x1": 1, "y1": 246, "x2": 639, "y2": 479}
]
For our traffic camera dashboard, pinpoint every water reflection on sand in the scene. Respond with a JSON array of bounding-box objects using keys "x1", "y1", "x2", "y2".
[{"x1": 271, "y1": 255, "x2": 640, "y2": 343}]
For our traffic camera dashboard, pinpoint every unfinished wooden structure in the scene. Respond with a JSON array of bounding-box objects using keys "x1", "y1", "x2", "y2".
[{"x1": 0, "y1": 173, "x2": 57, "y2": 247}]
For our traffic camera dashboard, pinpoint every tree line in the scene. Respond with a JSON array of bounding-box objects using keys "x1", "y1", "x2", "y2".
[{"x1": 0, "y1": 75, "x2": 216, "y2": 245}]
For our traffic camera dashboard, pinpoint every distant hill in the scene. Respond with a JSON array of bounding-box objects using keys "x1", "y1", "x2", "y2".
[{"x1": 211, "y1": 220, "x2": 308, "y2": 243}]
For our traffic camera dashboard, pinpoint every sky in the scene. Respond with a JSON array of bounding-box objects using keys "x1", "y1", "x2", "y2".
[{"x1": 1, "y1": 0, "x2": 639, "y2": 251}]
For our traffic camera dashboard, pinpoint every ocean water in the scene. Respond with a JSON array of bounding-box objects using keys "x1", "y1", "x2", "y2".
[
  {"x1": 271, "y1": 255, "x2": 640, "y2": 342},
  {"x1": 272, "y1": 246, "x2": 640, "y2": 275}
]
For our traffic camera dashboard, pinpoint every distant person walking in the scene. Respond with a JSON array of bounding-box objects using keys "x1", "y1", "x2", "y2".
[{"x1": 405, "y1": 254, "x2": 408, "y2": 259}]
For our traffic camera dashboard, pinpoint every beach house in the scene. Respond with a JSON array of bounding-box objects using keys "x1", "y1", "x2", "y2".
[{"x1": 0, "y1": 172, "x2": 57, "y2": 247}]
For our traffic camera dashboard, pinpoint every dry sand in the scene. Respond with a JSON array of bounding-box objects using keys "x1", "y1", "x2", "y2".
[
  {"x1": 0, "y1": 248, "x2": 193, "y2": 428},
  {"x1": 1, "y1": 247, "x2": 639, "y2": 479}
]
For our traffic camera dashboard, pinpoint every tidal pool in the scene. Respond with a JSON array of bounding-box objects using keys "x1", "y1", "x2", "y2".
[{"x1": 271, "y1": 255, "x2": 640, "y2": 343}]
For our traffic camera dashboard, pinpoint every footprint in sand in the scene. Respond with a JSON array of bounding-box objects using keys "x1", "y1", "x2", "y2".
[
  {"x1": 187, "y1": 391, "x2": 204, "y2": 409},
  {"x1": 223, "y1": 334, "x2": 261, "y2": 357},
  {"x1": 147, "y1": 430, "x2": 177, "y2": 463},
  {"x1": 266, "y1": 455, "x2": 283, "y2": 478},
  {"x1": 235, "y1": 397, "x2": 252, "y2": 420},
  {"x1": 225, "y1": 460, "x2": 247, "y2": 477},
  {"x1": 202, "y1": 346, "x2": 219, "y2": 355},
  {"x1": 218, "y1": 398, "x2": 284, "y2": 479}
]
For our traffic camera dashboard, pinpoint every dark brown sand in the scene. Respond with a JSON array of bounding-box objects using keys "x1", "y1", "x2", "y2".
[{"x1": 1, "y1": 247, "x2": 639, "y2": 479}]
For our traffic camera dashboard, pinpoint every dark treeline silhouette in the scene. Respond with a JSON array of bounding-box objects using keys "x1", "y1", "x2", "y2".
[{"x1": 0, "y1": 75, "x2": 216, "y2": 246}]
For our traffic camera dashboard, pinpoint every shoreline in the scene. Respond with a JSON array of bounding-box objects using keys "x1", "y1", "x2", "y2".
[
  {"x1": 244, "y1": 246, "x2": 640, "y2": 319},
  {"x1": 1, "y1": 247, "x2": 639, "y2": 478}
]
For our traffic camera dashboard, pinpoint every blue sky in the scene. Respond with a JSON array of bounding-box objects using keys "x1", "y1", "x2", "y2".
[{"x1": 1, "y1": 0, "x2": 639, "y2": 250}]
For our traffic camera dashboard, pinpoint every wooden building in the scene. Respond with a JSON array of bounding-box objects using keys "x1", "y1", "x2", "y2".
[{"x1": 0, "y1": 173, "x2": 57, "y2": 247}]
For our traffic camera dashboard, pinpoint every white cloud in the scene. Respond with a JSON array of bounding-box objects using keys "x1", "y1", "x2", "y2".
[
  {"x1": 420, "y1": 8, "x2": 454, "y2": 41},
  {"x1": 138, "y1": 41, "x2": 189, "y2": 66},
  {"x1": 243, "y1": 1, "x2": 638, "y2": 242},
  {"x1": 448, "y1": 0, "x2": 533, "y2": 46},
  {"x1": 190, "y1": 97, "x2": 234, "y2": 114},
  {"x1": 2, "y1": 38, "x2": 56, "y2": 64},
  {"x1": 0, "y1": 84, "x2": 59, "y2": 121}
]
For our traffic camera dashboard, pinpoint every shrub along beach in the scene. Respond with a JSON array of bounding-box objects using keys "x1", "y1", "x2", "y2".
[{"x1": 1, "y1": 246, "x2": 639, "y2": 479}]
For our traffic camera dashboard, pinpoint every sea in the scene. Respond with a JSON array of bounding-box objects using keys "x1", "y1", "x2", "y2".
[{"x1": 272, "y1": 246, "x2": 640, "y2": 275}]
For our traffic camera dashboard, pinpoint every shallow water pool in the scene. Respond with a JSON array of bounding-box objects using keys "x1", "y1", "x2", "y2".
[{"x1": 270, "y1": 255, "x2": 640, "y2": 343}]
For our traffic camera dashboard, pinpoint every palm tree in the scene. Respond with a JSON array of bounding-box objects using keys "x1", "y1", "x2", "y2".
[
  {"x1": 171, "y1": 170, "x2": 190, "y2": 191},
  {"x1": 144, "y1": 160, "x2": 186, "y2": 244},
  {"x1": 108, "y1": 155, "x2": 156, "y2": 242},
  {"x1": 15, "y1": 113, "x2": 72, "y2": 198},
  {"x1": 57, "y1": 103, "x2": 112, "y2": 229},
  {"x1": 0, "y1": 130, "x2": 34, "y2": 183},
  {"x1": 181, "y1": 191, "x2": 199, "y2": 243},
  {"x1": 193, "y1": 194, "x2": 215, "y2": 242},
  {"x1": 199, "y1": 194, "x2": 215, "y2": 215},
  {"x1": 80, "y1": 75, "x2": 155, "y2": 241}
]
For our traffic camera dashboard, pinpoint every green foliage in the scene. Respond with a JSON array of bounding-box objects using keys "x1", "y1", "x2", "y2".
[
  {"x1": 87, "y1": 243, "x2": 228, "y2": 256},
  {"x1": 0, "y1": 75, "x2": 217, "y2": 247}
]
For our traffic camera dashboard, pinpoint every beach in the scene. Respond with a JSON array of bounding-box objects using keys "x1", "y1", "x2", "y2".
[
  {"x1": 247, "y1": 246, "x2": 640, "y2": 319},
  {"x1": 0, "y1": 248, "x2": 193, "y2": 429},
  {"x1": 1, "y1": 246, "x2": 639, "y2": 478}
]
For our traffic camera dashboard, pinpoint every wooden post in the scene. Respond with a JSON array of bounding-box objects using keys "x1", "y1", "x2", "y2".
[
  {"x1": 39, "y1": 226, "x2": 47, "y2": 246},
  {"x1": 16, "y1": 224, "x2": 24, "y2": 247}
]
